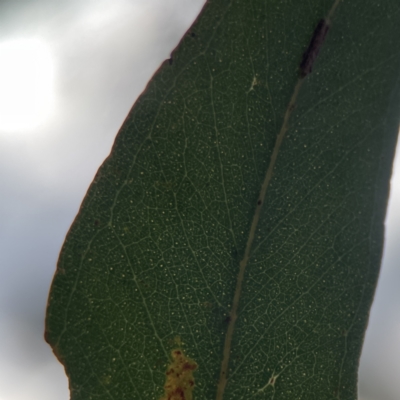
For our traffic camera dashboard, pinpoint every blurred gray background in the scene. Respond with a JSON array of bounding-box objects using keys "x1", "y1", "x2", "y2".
[{"x1": 0, "y1": 1, "x2": 398, "y2": 399}]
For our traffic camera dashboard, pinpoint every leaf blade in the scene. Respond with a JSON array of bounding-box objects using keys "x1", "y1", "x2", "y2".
[{"x1": 45, "y1": 1, "x2": 400, "y2": 399}]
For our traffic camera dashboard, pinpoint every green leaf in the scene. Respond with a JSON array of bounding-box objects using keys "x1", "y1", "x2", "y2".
[{"x1": 45, "y1": 0, "x2": 400, "y2": 399}]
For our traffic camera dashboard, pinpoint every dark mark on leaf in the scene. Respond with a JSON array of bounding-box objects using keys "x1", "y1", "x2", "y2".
[
  {"x1": 300, "y1": 19, "x2": 330, "y2": 77},
  {"x1": 224, "y1": 315, "x2": 231, "y2": 325}
]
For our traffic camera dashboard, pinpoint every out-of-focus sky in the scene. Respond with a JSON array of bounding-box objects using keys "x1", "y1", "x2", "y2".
[{"x1": 0, "y1": 1, "x2": 398, "y2": 399}]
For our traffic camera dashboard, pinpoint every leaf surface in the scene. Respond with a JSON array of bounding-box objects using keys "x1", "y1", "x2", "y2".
[{"x1": 45, "y1": 1, "x2": 400, "y2": 399}]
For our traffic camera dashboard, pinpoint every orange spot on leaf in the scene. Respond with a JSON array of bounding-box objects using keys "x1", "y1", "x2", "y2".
[{"x1": 160, "y1": 349, "x2": 197, "y2": 400}]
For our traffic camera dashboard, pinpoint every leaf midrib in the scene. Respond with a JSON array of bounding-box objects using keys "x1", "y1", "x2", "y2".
[{"x1": 215, "y1": 0, "x2": 342, "y2": 397}]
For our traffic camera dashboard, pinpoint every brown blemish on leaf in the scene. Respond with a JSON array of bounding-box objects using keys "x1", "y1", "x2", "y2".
[
  {"x1": 257, "y1": 373, "x2": 279, "y2": 394},
  {"x1": 167, "y1": 336, "x2": 183, "y2": 347},
  {"x1": 160, "y1": 349, "x2": 197, "y2": 400}
]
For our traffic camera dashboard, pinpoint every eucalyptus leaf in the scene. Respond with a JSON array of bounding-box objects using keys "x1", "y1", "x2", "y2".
[{"x1": 45, "y1": 0, "x2": 400, "y2": 399}]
